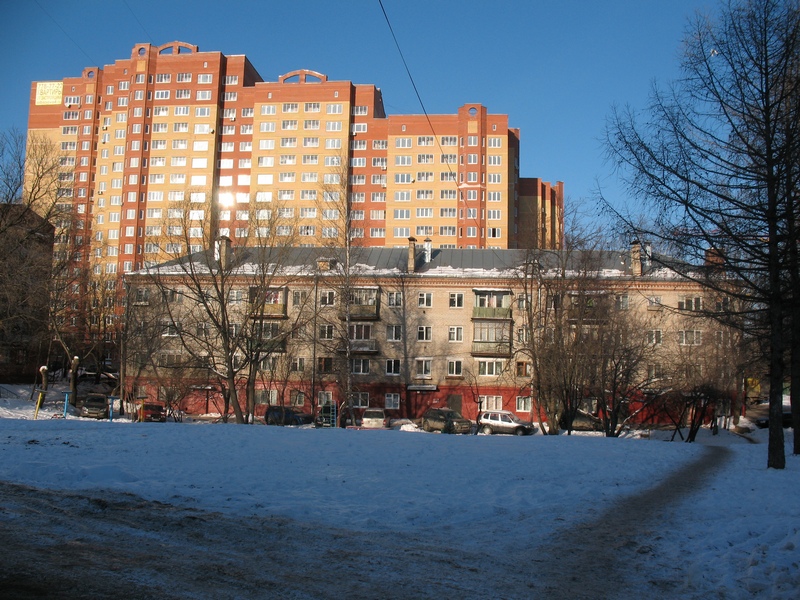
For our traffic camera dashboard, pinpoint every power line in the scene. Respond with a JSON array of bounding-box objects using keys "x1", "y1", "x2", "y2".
[
  {"x1": 122, "y1": 0, "x2": 155, "y2": 44},
  {"x1": 33, "y1": 0, "x2": 97, "y2": 66}
]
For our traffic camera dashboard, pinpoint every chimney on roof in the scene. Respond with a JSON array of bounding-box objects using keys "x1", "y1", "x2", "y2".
[
  {"x1": 705, "y1": 247, "x2": 724, "y2": 268},
  {"x1": 215, "y1": 236, "x2": 232, "y2": 270},
  {"x1": 630, "y1": 239, "x2": 642, "y2": 277},
  {"x1": 407, "y1": 237, "x2": 417, "y2": 272},
  {"x1": 423, "y1": 238, "x2": 432, "y2": 263}
]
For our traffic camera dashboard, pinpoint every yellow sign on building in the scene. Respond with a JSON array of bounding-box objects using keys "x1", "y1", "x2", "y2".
[{"x1": 35, "y1": 82, "x2": 63, "y2": 106}]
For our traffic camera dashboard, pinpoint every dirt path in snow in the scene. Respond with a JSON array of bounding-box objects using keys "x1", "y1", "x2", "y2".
[
  {"x1": 527, "y1": 444, "x2": 733, "y2": 599},
  {"x1": 0, "y1": 445, "x2": 732, "y2": 599},
  {"x1": 0, "y1": 481, "x2": 528, "y2": 599}
]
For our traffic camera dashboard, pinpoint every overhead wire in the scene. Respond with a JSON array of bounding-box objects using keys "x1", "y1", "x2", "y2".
[
  {"x1": 33, "y1": 0, "x2": 97, "y2": 65},
  {"x1": 122, "y1": 0, "x2": 155, "y2": 45},
  {"x1": 377, "y1": 0, "x2": 493, "y2": 249}
]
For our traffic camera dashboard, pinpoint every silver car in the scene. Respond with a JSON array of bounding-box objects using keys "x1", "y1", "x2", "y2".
[
  {"x1": 361, "y1": 408, "x2": 388, "y2": 429},
  {"x1": 478, "y1": 410, "x2": 536, "y2": 436}
]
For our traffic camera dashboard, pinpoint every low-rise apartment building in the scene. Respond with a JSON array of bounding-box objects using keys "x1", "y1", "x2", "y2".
[{"x1": 124, "y1": 239, "x2": 745, "y2": 427}]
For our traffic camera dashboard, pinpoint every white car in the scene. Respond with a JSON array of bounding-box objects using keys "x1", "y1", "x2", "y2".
[{"x1": 361, "y1": 408, "x2": 388, "y2": 429}]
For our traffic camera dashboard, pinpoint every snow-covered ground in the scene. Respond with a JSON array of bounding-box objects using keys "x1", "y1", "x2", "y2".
[{"x1": 0, "y1": 382, "x2": 797, "y2": 598}]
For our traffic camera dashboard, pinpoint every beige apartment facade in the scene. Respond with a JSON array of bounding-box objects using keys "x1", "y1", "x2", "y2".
[{"x1": 124, "y1": 239, "x2": 744, "y2": 428}]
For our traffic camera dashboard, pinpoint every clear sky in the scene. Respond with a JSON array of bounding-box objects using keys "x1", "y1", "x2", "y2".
[{"x1": 3, "y1": 0, "x2": 715, "y2": 220}]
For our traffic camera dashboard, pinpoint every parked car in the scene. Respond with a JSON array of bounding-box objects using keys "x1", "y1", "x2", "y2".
[
  {"x1": 478, "y1": 410, "x2": 536, "y2": 436},
  {"x1": 138, "y1": 402, "x2": 167, "y2": 423},
  {"x1": 80, "y1": 394, "x2": 109, "y2": 419},
  {"x1": 265, "y1": 406, "x2": 313, "y2": 426},
  {"x1": 361, "y1": 408, "x2": 388, "y2": 429},
  {"x1": 421, "y1": 408, "x2": 472, "y2": 434}
]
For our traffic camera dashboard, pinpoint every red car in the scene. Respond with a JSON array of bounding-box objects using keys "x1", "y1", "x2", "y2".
[{"x1": 138, "y1": 403, "x2": 166, "y2": 422}]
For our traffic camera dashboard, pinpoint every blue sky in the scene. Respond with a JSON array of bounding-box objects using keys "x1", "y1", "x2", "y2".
[{"x1": 4, "y1": 0, "x2": 715, "y2": 219}]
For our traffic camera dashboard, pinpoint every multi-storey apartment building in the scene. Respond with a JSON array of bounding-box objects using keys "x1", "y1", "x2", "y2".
[
  {"x1": 124, "y1": 238, "x2": 744, "y2": 428},
  {"x1": 27, "y1": 41, "x2": 563, "y2": 282}
]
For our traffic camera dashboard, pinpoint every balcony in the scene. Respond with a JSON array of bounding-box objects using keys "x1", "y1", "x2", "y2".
[
  {"x1": 249, "y1": 337, "x2": 286, "y2": 354},
  {"x1": 338, "y1": 339, "x2": 379, "y2": 354},
  {"x1": 472, "y1": 306, "x2": 512, "y2": 320},
  {"x1": 471, "y1": 340, "x2": 512, "y2": 357},
  {"x1": 339, "y1": 303, "x2": 380, "y2": 320},
  {"x1": 253, "y1": 302, "x2": 288, "y2": 318}
]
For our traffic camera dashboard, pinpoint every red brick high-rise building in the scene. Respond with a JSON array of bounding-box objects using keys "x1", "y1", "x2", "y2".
[{"x1": 28, "y1": 41, "x2": 563, "y2": 277}]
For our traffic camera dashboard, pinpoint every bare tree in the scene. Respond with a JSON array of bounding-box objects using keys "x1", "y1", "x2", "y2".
[
  {"x1": 0, "y1": 130, "x2": 63, "y2": 379},
  {"x1": 126, "y1": 196, "x2": 303, "y2": 424},
  {"x1": 604, "y1": 0, "x2": 800, "y2": 467}
]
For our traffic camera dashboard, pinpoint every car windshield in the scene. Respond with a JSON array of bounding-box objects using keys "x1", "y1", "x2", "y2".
[
  {"x1": 444, "y1": 410, "x2": 464, "y2": 419},
  {"x1": 363, "y1": 410, "x2": 383, "y2": 418},
  {"x1": 143, "y1": 404, "x2": 162, "y2": 411},
  {"x1": 85, "y1": 397, "x2": 106, "y2": 405}
]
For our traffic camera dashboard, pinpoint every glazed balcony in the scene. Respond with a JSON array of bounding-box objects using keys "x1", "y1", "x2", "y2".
[
  {"x1": 472, "y1": 306, "x2": 512, "y2": 320},
  {"x1": 470, "y1": 340, "x2": 512, "y2": 357}
]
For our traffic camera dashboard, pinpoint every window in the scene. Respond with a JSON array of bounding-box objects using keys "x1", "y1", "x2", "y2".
[
  {"x1": 385, "y1": 393, "x2": 400, "y2": 410},
  {"x1": 318, "y1": 390, "x2": 333, "y2": 405},
  {"x1": 647, "y1": 330, "x2": 663, "y2": 345},
  {"x1": 386, "y1": 325, "x2": 402, "y2": 341},
  {"x1": 447, "y1": 360, "x2": 463, "y2": 376},
  {"x1": 320, "y1": 290, "x2": 336, "y2": 306},
  {"x1": 647, "y1": 296, "x2": 662, "y2": 309},
  {"x1": 678, "y1": 330, "x2": 703, "y2": 346},
  {"x1": 678, "y1": 296, "x2": 703, "y2": 311},
  {"x1": 448, "y1": 326, "x2": 463, "y2": 342},
  {"x1": 351, "y1": 392, "x2": 369, "y2": 408},
  {"x1": 319, "y1": 325, "x2": 334, "y2": 339},
  {"x1": 417, "y1": 326, "x2": 432, "y2": 341},
  {"x1": 317, "y1": 357, "x2": 334, "y2": 373},
  {"x1": 615, "y1": 295, "x2": 629, "y2": 310},
  {"x1": 480, "y1": 395, "x2": 503, "y2": 411},
  {"x1": 396, "y1": 137, "x2": 412, "y2": 148},
  {"x1": 516, "y1": 396, "x2": 532, "y2": 411},
  {"x1": 449, "y1": 293, "x2": 464, "y2": 308},
  {"x1": 516, "y1": 362, "x2": 531, "y2": 377},
  {"x1": 418, "y1": 292, "x2": 432, "y2": 307},
  {"x1": 386, "y1": 359, "x2": 401, "y2": 375},
  {"x1": 387, "y1": 292, "x2": 402, "y2": 307},
  {"x1": 350, "y1": 358, "x2": 370, "y2": 374},
  {"x1": 648, "y1": 364, "x2": 664, "y2": 380},
  {"x1": 478, "y1": 360, "x2": 505, "y2": 376},
  {"x1": 415, "y1": 359, "x2": 432, "y2": 378}
]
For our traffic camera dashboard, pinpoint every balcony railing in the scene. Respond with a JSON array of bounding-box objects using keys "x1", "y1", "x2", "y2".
[
  {"x1": 338, "y1": 339, "x2": 379, "y2": 353},
  {"x1": 340, "y1": 303, "x2": 380, "y2": 320},
  {"x1": 471, "y1": 340, "x2": 512, "y2": 357},
  {"x1": 254, "y1": 302, "x2": 288, "y2": 318},
  {"x1": 249, "y1": 338, "x2": 287, "y2": 353},
  {"x1": 472, "y1": 306, "x2": 512, "y2": 320}
]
